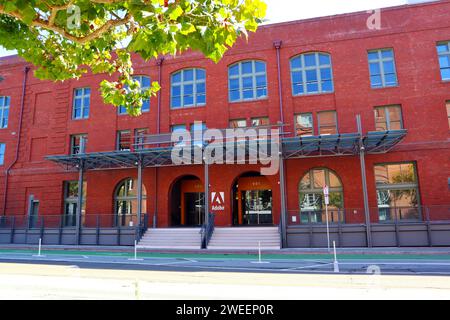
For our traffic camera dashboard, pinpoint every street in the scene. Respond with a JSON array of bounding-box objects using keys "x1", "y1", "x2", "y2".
[{"x1": 0, "y1": 249, "x2": 450, "y2": 299}]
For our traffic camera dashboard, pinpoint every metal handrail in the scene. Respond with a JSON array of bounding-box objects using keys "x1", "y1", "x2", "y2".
[{"x1": 200, "y1": 213, "x2": 215, "y2": 249}]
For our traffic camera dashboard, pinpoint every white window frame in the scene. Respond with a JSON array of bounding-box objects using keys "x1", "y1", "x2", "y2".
[
  {"x1": 0, "y1": 143, "x2": 5, "y2": 165},
  {"x1": 368, "y1": 48, "x2": 398, "y2": 88},
  {"x1": 437, "y1": 41, "x2": 450, "y2": 81},
  {"x1": 374, "y1": 105, "x2": 404, "y2": 131},
  {"x1": 70, "y1": 134, "x2": 88, "y2": 155},
  {"x1": 0, "y1": 96, "x2": 10, "y2": 129},
  {"x1": 72, "y1": 88, "x2": 90, "y2": 120},
  {"x1": 290, "y1": 52, "x2": 334, "y2": 96},
  {"x1": 228, "y1": 60, "x2": 267, "y2": 102},
  {"x1": 171, "y1": 68, "x2": 206, "y2": 109}
]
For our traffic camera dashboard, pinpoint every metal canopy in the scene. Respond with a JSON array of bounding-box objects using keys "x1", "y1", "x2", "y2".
[
  {"x1": 364, "y1": 130, "x2": 407, "y2": 154},
  {"x1": 46, "y1": 130, "x2": 407, "y2": 171},
  {"x1": 282, "y1": 133, "x2": 361, "y2": 159}
]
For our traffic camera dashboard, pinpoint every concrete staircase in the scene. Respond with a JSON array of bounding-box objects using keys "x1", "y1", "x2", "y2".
[
  {"x1": 208, "y1": 227, "x2": 281, "y2": 250},
  {"x1": 137, "y1": 228, "x2": 202, "y2": 249}
]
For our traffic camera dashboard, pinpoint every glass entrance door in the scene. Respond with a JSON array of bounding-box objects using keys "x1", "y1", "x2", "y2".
[
  {"x1": 241, "y1": 190, "x2": 273, "y2": 225},
  {"x1": 184, "y1": 192, "x2": 205, "y2": 226}
]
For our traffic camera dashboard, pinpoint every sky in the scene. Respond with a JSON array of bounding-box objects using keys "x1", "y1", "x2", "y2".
[{"x1": 0, "y1": 0, "x2": 432, "y2": 58}]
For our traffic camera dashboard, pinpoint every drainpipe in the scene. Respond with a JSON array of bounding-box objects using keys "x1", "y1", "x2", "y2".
[
  {"x1": 2, "y1": 66, "x2": 30, "y2": 215},
  {"x1": 154, "y1": 57, "x2": 164, "y2": 227},
  {"x1": 274, "y1": 40, "x2": 287, "y2": 248}
]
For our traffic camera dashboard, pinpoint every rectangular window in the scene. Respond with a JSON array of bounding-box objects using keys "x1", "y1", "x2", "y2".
[
  {"x1": 374, "y1": 105, "x2": 404, "y2": 131},
  {"x1": 447, "y1": 101, "x2": 450, "y2": 128},
  {"x1": 230, "y1": 119, "x2": 247, "y2": 128},
  {"x1": 70, "y1": 134, "x2": 88, "y2": 155},
  {"x1": 190, "y1": 122, "x2": 207, "y2": 146},
  {"x1": 251, "y1": 117, "x2": 270, "y2": 127},
  {"x1": 318, "y1": 111, "x2": 338, "y2": 135},
  {"x1": 134, "y1": 128, "x2": 148, "y2": 150},
  {"x1": 437, "y1": 41, "x2": 450, "y2": 81},
  {"x1": 171, "y1": 124, "x2": 187, "y2": 132},
  {"x1": 63, "y1": 181, "x2": 87, "y2": 227},
  {"x1": 0, "y1": 143, "x2": 5, "y2": 165},
  {"x1": 374, "y1": 162, "x2": 420, "y2": 221},
  {"x1": 295, "y1": 113, "x2": 314, "y2": 136},
  {"x1": 117, "y1": 130, "x2": 131, "y2": 151},
  {"x1": 72, "y1": 88, "x2": 90, "y2": 119},
  {"x1": 0, "y1": 96, "x2": 10, "y2": 128},
  {"x1": 368, "y1": 49, "x2": 398, "y2": 88}
]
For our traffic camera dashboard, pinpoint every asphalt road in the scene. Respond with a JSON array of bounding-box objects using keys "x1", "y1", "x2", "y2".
[
  {"x1": 1, "y1": 250, "x2": 450, "y2": 275},
  {"x1": 0, "y1": 250, "x2": 450, "y2": 299}
]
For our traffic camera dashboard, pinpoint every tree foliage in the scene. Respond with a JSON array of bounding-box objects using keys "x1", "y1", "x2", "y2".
[{"x1": 0, "y1": 0, "x2": 266, "y2": 115}]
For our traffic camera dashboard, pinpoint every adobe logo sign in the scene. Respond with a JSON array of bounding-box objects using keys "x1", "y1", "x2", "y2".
[{"x1": 211, "y1": 192, "x2": 225, "y2": 212}]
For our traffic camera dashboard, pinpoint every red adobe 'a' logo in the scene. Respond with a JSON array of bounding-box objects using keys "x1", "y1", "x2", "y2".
[{"x1": 211, "y1": 192, "x2": 225, "y2": 212}]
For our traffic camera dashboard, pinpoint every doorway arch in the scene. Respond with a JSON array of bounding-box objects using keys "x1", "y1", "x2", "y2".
[
  {"x1": 231, "y1": 172, "x2": 273, "y2": 226},
  {"x1": 169, "y1": 175, "x2": 205, "y2": 227}
]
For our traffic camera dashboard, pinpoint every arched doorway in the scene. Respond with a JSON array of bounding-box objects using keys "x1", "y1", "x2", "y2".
[
  {"x1": 298, "y1": 168, "x2": 344, "y2": 224},
  {"x1": 170, "y1": 175, "x2": 205, "y2": 227},
  {"x1": 114, "y1": 178, "x2": 147, "y2": 227},
  {"x1": 232, "y1": 172, "x2": 273, "y2": 226}
]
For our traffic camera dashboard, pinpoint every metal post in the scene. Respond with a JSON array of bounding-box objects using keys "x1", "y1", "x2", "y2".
[
  {"x1": 325, "y1": 204, "x2": 330, "y2": 252},
  {"x1": 356, "y1": 115, "x2": 372, "y2": 248},
  {"x1": 279, "y1": 154, "x2": 288, "y2": 248},
  {"x1": 76, "y1": 160, "x2": 84, "y2": 245},
  {"x1": 204, "y1": 161, "x2": 209, "y2": 231},
  {"x1": 136, "y1": 157, "x2": 143, "y2": 230}
]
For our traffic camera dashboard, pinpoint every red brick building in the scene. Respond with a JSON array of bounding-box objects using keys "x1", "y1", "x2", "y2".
[{"x1": 0, "y1": 1, "x2": 449, "y2": 248}]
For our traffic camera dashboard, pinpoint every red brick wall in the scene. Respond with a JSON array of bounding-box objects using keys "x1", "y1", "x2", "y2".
[{"x1": 0, "y1": 1, "x2": 449, "y2": 225}]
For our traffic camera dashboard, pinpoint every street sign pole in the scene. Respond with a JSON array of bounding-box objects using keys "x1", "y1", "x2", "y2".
[{"x1": 324, "y1": 185, "x2": 330, "y2": 252}]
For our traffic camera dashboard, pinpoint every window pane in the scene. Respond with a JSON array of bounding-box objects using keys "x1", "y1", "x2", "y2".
[
  {"x1": 291, "y1": 57, "x2": 302, "y2": 69},
  {"x1": 243, "y1": 89, "x2": 254, "y2": 100},
  {"x1": 371, "y1": 75, "x2": 383, "y2": 88},
  {"x1": 292, "y1": 71, "x2": 303, "y2": 84},
  {"x1": 304, "y1": 54, "x2": 317, "y2": 67},
  {"x1": 368, "y1": 51, "x2": 379, "y2": 61},
  {"x1": 329, "y1": 172, "x2": 342, "y2": 188},
  {"x1": 369, "y1": 62, "x2": 381, "y2": 75},
  {"x1": 196, "y1": 82, "x2": 206, "y2": 94},
  {"x1": 172, "y1": 85, "x2": 181, "y2": 97},
  {"x1": 375, "y1": 108, "x2": 388, "y2": 131},
  {"x1": 296, "y1": 113, "x2": 313, "y2": 136},
  {"x1": 320, "y1": 68, "x2": 332, "y2": 80},
  {"x1": 196, "y1": 69, "x2": 205, "y2": 80},
  {"x1": 319, "y1": 111, "x2": 337, "y2": 135},
  {"x1": 437, "y1": 43, "x2": 449, "y2": 53},
  {"x1": 229, "y1": 64, "x2": 239, "y2": 77},
  {"x1": 306, "y1": 82, "x2": 319, "y2": 93},
  {"x1": 184, "y1": 84, "x2": 194, "y2": 95},
  {"x1": 256, "y1": 75, "x2": 266, "y2": 87},
  {"x1": 172, "y1": 72, "x2": 182, "y2": 83},
  {"x1": 184, "y1": 95, "x2": 194, "y2": 106},
  {"x1": 230, "y1": 119, "x2": 247, "y2": 128},
  {"x1": 313, "y1": 169, "x2": 326, "y2": 188},
  {"x1": 82, "y1": 106, "x2": 89, "y2": 118},
  {"x1": 242, "y1": 77, "x2": 253, "y2": 89},
  {"x1": 141, "y1": 100, "x2": 150, "y2": 112},
  {"x1": 385, "y1": 73, "x2": 398, "y2": 86},
  {"x1": 255, "y1": 61, "x2": 266, "y2": 73},
  {"x1": 241, "y1": 61, "x2": 253, "y2": 74},
  {"x1": 305, "y1": 69, "x2": 318, "y2": 81},
  {"x1": 196, "y1": 94, "x2": 206, "y2": 105},
  {"x1": 441, "y1": 68, "x2": 450, "y2": 80},
  {"x1": 183, "y1": 69, "x2": 194, "y2": 81},
  {"x1": 439, "y1": 56, "x2": 450, "y2": 68},
  {"x1": 293, "y1": 83, "x2": 304, "y2": 95},
  {"x1": 230, "y1": 90, "x2": 240, "y2": 102},
  {"x1": 381, "y1": 49, "x2": 393, "y2": 59},
  {"x1": 319, "y1": 54, "x2": 331, "y2": 65},
  {"x1": 230, "y1": 78, "x2": 239, "y2": 90},
  {"x1": 256, "y1": 88, "x2": 267, "y2": 98},
  {"x1": 322, "y1": 80, "x2": 333, "y2": 92},
  {"x1": 383, "y1": 61, "x2": 395, "y2": 74},
  {"x1": 141, "y1": 76, "x2": 151, "y2": 88}
]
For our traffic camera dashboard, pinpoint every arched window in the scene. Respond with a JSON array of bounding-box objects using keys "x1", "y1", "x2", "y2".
[
  {"x1": 171, "y1": 68, "x2": 206, "y2": 108},
  {"x1": 298, "y1": 168, "x2": 343, "y2": 224},
  {"x1": 118, "y1": 75, "x2": 151, "y2": 114},
  {"x1": 114, "y1": 178, "x2": 147, "y2": 226},
  {"x1": 290, "y1": 52, "x2": 334, "y2": 96},
  {"x1": 228, "y1": 60, "x2": 267, "y2": 102}
]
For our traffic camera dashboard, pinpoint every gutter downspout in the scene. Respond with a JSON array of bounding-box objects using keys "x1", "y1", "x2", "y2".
[
  {"x1": 154, "y1": 57, "x2": 164, "y2": 227},
  {"x1": 2, "y1": 66, "x2": 29, "y2": 216},
  {"x1": 274, "y1": 40, "x2": 288, "y2": 248}
]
